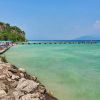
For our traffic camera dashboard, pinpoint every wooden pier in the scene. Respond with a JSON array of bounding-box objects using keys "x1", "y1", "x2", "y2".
[{"x1": 17, "y1": 41, "x2": 97, "y2": 45}]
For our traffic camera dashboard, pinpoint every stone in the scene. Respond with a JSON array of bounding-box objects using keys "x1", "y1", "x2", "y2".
[
  {"x1": 0, "y1": 75, "x2": 6, "y2": 79},
  {"x1": 8, "y1": 67, "x2": 17, "y2": 73},
  {"x1": 2, "y1": 67, "x2": 8, "y2": 75},
  {"x1": 32, "y1": 76, "x2": 37, "y2": 81},
  {"x1": 6, "y1": 71, "x2": 13, "y2": 78},
  {"x1": 20, "y1": 73, "x2": 24, "y2": 78},
  {"x1": 38, "y1": 86, "x2": 46, "y2": 94},
  {"x1": 0, "y1": 90, "x2": 7, "y2": 98},
  {"x1": 0, "y1": 65, "x2": 3, "y2": 69},
  {"x1": 7, "y1": 78, "x2": 12, "y2": 82},
  {"x1": 20, "y1": 94, "x2": 40, "y2": 100},
  {"x1": 5, "y1": 63, "x2": 12, "y2": 68},
  {"x1": 11, "y1": 74, "x2": 20, "y2": 80},
  {"x1": 19, "y1": 68, "x2": 26, "y2": 72},
  {"x1": 0, "y1": 82, "x2": 6, "y2": 90},
  {"x1": 11, "y1": 81, "x2": 18, "y2": 88},
  {"x1": 13, "y1": 91, "x2": 24, "y2": 100},
  {"x1": 16, "y1": 78, "x2": 39, "y2": 93}
]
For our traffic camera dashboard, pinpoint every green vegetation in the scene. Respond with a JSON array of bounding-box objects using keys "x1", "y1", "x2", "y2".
[
  {"x1": 0, "y1": 56, "x2": 8, "y2": 63},
  {"x1": 0, "y1": 22, "x2": 26, "y2": 42}
]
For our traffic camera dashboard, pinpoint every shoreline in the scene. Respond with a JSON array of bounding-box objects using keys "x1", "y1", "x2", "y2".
[
  {"x1": 0, "y1": 56, "x2": 58, "y2": 100},
  {"x1": 0, "y1": 46, "x2": 11, "y2": 54}
]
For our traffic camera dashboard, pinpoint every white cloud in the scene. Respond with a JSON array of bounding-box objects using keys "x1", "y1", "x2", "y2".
[{"x1": 94, "y1": 20, "x2": 100, "y2": 30}]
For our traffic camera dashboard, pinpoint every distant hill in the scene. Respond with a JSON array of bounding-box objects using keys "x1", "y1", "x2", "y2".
[
  {"x1": 0, "y1": 22, "x2": 26, "y2": 42},
  {"x1": 76, "y1": 34, "x2": 100, "y2": 40}
]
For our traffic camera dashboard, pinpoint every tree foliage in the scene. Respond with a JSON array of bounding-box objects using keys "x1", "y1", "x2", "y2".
[{"x1": 0, "y1": 22, "x2": 26, "y2": 42}]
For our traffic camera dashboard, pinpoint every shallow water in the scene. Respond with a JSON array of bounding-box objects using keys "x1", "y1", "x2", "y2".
[{"x1": 4, "y1": 43, "x2": 100, "y2": 100}]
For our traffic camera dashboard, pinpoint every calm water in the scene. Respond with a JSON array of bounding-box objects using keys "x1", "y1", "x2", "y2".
[{"x1": 4, "y1": 43, "x2": 100, "y2": 100}]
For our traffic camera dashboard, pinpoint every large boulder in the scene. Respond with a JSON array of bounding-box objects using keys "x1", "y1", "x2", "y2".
[{"x1": 16, "y1": 78, "x2": 39, "y2": 93}]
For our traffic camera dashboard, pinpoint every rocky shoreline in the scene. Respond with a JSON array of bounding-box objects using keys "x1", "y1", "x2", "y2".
[
  {"x1": 0, "y1": 46, "x2": 10, "y2": 54},
  {"x1": 0, "y1": 57, "x2": 58, "y2": 100}
]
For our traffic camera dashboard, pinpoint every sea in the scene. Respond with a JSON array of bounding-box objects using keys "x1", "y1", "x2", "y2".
[{"x1": 3, "y1": 40, "x2": 100, "y2": 100}]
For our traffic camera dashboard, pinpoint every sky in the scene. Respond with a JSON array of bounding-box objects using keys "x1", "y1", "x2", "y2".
[{"x1": 0, "y1": 0, "x2": 100, "y2": 40}]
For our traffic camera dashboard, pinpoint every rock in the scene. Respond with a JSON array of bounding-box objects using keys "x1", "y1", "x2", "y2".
[
  {"x1": 5, "y1": 63, "x2": 12, "y2": 68},
  {"x1": 32, "y1": 76, "x2": 37, "y2": 81},
  {"x1": 19, "y1": 68, "x2": 26, "y2": 72},
  {"x1": 2, "y1": 67, "x2": 8, "y2": 75},
  {"x1": 7, "y1": 78, "x2": 12, "y2": 82},
  {"x1": 0, "y1": 60, "x2": 58, "y2": 100},
  {"x1": 34, "y1": 98, "x2": 40, "y2": 100},
  {"x1": 0, "y1": 90, "x2": 7, "y2": 98},
  {"x1": 0, "y1": 82, "x2": 6, "y2": 90},
  {"x1": 39, "y1": 95, "x2": 45, "y2": 100},
  {"x1": 6, "y1": 71, "x2": 13, "y2": 78},
  {"x1": 13, "y1": 91, "x2": 24, "y2": 100},
  {"x1": 0, "y1": 65, "x2": 3, "y2": 69},
  {"x1": 38, "y1": 86, "x2": 46, "y2": 94},
  {"x1": 11, "y1": 81, "x2": 18, "y2": 88},
  {"x1": 20, "y1": 94, "x2": 40, "y2": 100},
  {"x1": 8, "y1": 67, "x2": 17, "y2": 73},
  {"x1": 16, "y1": 78, "x2": 39, "y2": 93},
  {"x1": 20, "y1": 73, "x2": 24, "y2": 78},
  {"x1": 0, "y1": 75, "x2": 6, "y2": 79},
  {"x1": 11, "y1": 74, "x2": 20, "y2": 80}
]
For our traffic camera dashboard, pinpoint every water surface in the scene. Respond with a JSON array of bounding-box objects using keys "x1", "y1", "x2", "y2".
[{"x1": 4, "y1": 43, "x2": 100, "y2": 100}]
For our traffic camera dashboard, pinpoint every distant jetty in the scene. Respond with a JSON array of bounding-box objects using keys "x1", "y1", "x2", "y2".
[
  {"x1": 17, "y1": 40, "x2": 98, "y2": 45},
  {"x1": 0, "y1": 56, "x2": 58, "y2": 100}
]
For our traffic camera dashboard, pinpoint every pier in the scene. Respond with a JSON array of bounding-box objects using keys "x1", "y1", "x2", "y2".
[{"x1": 17, "y1": 40, "x2": 98, "y2": 45}]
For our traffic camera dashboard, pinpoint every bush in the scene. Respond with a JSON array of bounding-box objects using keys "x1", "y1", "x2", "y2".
[{"x1": 0, "y1": 56, "x2": 8, "y2": 63}]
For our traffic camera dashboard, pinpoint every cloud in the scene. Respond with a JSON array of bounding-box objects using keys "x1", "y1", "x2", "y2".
[{"x1": 94, "y1": 20, "x2": 100, "y2": 30}]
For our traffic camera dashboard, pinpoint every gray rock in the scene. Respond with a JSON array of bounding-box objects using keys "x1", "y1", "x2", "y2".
[
  {"x1": 0, "y1": 65, "x2": 3, "y2": 69},
  {"x1": 13, "y1": 91, "x2": 24, "y2": 100},
  {"x1": 19, "y1": 68, "x2": 26, "y2": 72},
  {"x1": 0, "y1": 82, "x2": 6, "y2": 90},
  {"x1": 20, "y1": 94, "x2": 40, "y2": 100},
  {"x1": 20, "y1": 73, "x2": 24, "y2": 78},
  {"x1": 0, "y1": 75, "x2": 6, "y2": 79},
  {"x1": 7, "y1": 78, "x2": 12, "y2": 82},
  {"x1": 11, "y1": 74, "x2": 20, "y2": 80},
  {"x1": 8, "y1": 67, "x2": 17, "y2": 73},
  {"x1": 38, "y1": 86, "x2": 46, "y2": 94},
  {"x1": 5, "y1": 63, "x2": 12, "y2": 68},
  {"x1": 11, "y1": 81, "x2": 18, "y2": 88},
  {"x1": 16, "y1": 78, "x2": 39, "y2": 93},
  {"x1": 7, "y1": 71, "x2": 13, "y2": 78},
  {"x1": 0, "y1": 90, "x2": 7, "y2": 98}
]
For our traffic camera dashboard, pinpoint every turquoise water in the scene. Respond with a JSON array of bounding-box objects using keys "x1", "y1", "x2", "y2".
[{"x1": 4, "y1": 44, "x2": 100, "y2": 100}]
